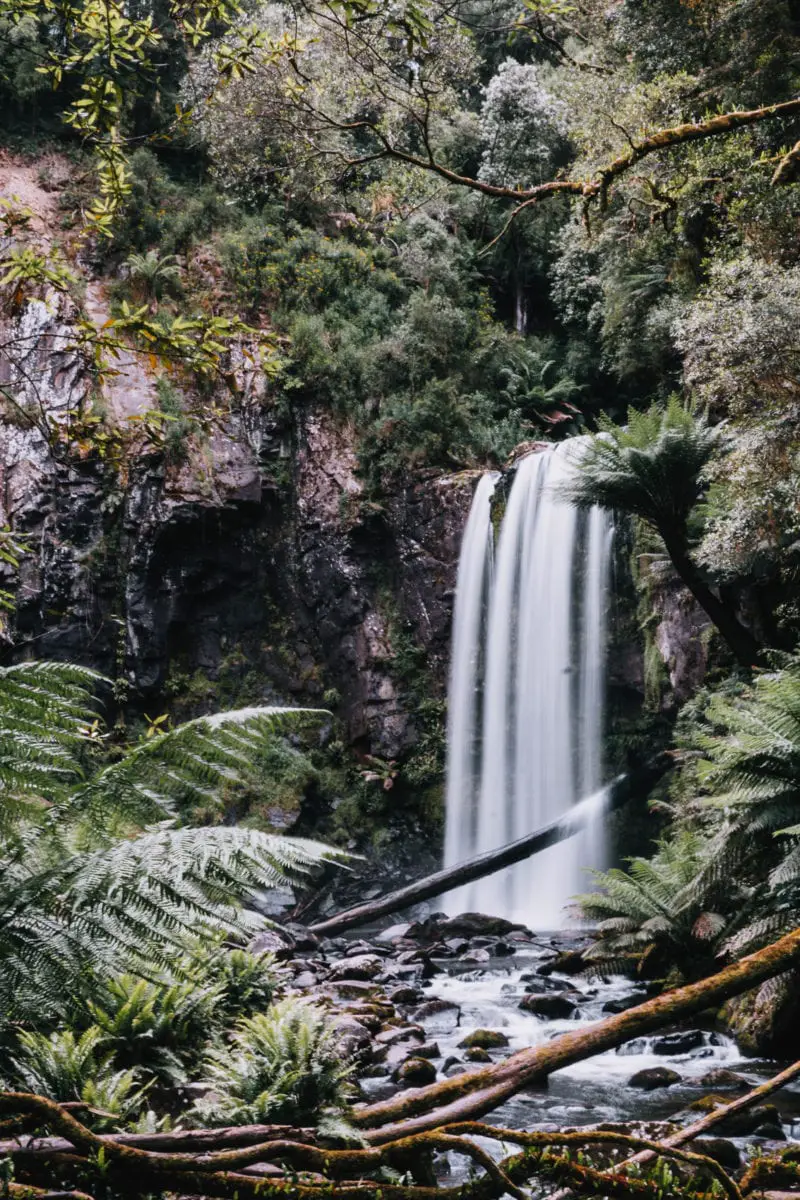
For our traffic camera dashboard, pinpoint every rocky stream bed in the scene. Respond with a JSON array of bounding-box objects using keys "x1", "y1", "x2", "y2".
[{"x1": 255, "y1": 912, "x2": 800, "y2": 1178}]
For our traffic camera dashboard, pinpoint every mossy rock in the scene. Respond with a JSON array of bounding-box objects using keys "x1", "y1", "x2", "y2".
[{"x1": 458, "y1": 1029, "x2": 509, "y2": 1050}]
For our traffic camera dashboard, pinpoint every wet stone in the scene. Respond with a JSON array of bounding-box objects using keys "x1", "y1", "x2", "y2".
[
  {"x1": 628, "y1": 1067, "x2": 682, "y2": 1090},
  {"x1": 465, "y1": 1047, "x2": 491, "y2": 1063},
  {"x1": 458, "y1": 1029, "x2": 510, "y2": 1050},
  {"x1": 699, "y1": 1068, "x2": 750, "y2": 1090},
  {"x1": 686, "y1": 1139, "x2": 741, "y2": 1172},
  {"x1": 395, "y1": 1057, "x2": 437, "y2": 1086},
  {"x1": 519, "y1": 993, "x2": 578, "y2": 1019},
  {"x1": 326, "y1": 954, "x2": 383, "y2": 981},
  {"x1": 651, "y1": 1030, "x2": 706, "y2": 1056},
  {"x1": 412, "y1": 999, "x2": 462, "y2": 1032},
  {"x1": 388, "y1": 986, "x2": 424, "y2": 1005}
]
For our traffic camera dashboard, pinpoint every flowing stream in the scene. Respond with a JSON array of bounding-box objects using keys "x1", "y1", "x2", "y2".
[{"x1": 444, "y1": 445, "x2": 613, "y2": 927}]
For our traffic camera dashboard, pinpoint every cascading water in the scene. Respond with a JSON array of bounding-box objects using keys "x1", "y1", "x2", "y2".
[{"x1": 443, "y1": 443, "x2": 613, "y2": 929}]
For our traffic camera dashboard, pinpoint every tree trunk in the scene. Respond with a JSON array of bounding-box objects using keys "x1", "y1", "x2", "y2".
[
  {"x1": 310, "y1": 757, "x2": 672, "y2": 938},
  {"x1": 356, "y1": 924, "x2": 800, "y2": 1139},
  {"x1": 662, "y1": 534, "x2": 760, "y2": 668}
]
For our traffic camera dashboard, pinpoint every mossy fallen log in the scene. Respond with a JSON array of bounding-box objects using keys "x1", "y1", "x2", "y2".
[{"x1": 310, "y1": 756, "x2": 672, "y2": 937}]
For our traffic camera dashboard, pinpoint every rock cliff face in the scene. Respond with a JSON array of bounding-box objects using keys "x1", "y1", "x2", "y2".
[{"x1": 0, "y1": 307, "x2": 474, "y2": 760}]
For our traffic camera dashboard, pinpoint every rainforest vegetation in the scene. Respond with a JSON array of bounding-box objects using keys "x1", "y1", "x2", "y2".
[{"x1": 2, "y1": 1, "x2": 800, "y2": 1198}]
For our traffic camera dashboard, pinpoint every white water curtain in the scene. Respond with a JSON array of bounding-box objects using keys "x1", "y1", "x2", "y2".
[{"x1": 443, "y1": 444, "x2": 612, "y2": 928}]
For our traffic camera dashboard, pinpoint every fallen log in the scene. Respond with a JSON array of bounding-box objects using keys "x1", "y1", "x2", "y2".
[
  {"x1": 356, "y1": 924, "x2": 800, "y2": 1139},
  {"x1": 310, "y1": 755, "x2": 672, "y2": 937},
  {"x1": 0, "y1": 1123, "x2": 314, "y2": 1158}
]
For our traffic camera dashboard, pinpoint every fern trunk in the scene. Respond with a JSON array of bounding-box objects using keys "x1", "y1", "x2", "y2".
[{"x1": 662, "y1": 534, "x2": 760, "y2": 668}]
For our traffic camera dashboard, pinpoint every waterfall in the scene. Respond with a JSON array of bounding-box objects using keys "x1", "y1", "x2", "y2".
[{"x1": 443, "y1": 443, "x2": 612, "y2": 929}]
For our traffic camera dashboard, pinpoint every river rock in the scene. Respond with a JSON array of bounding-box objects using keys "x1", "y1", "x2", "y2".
[
  {"x1": 374, "y1": 1025, "x2": 425, "y2": 1047},
  {"x1": 388, "y1": 986, "x2": 424, "y2": 1005},
  {"x1": 628, "y1": 1067, "x2": 682, "y2": 1090},
  {"x1": 293, "y1": 971, "x2": 318, "y2": 988},
  {"x1": 332, "y1": 1015, "x2": 373, "y2": 1062},
  {"x1": 462, "y1": 947, "x2": 491, "y2": 964},
  {"x1": 412, "y1": 999, "x2": 461, "y2": 1031},
  {"x1": 326, "y1": 954, "x2": 383, "y2": 981},
  {"x1": 651, "y1": 1030, "x2": 705, "y2": 1055},
  {"x1": 602, "y1": 994, "x2": 646, "y2": 1014},
  {"x1": 395, "y1": 1057, "x2": 437, "y2": 1086},
  {"x1": 436, "y1": 914, "x2": 522, "y2": 937},
  {"x1": 377, "y1": 923, "x2": 412, "y2": 943},
  {"x1": 458, "y1": 1029, "x2": 510, "y2": 1049},
  {"x1": 699, "y1": 1068, "x2": 750, "y2": 1090},
  {"x1": 715, "y1": 1102, "x2": 782, "y2": 1136},
  {"x1": 686, "y1": 1139, "x2": 741, "y2": 1171},
  {"x1": 519, "y1": 993, "x2": 578, "y2": 1019},
  {"x1": 444, "y1": 938, "x2": 470, "y2": 955},
  {"x1": 465, "y1": 1047, "x2": 491, "y2": 1062},
  {"x1": 249, "y1": 929, "x2": 295, "y2": 959},
  {"x1": 414, "y1": 1042, "x2": 441, "y2": 1059}
]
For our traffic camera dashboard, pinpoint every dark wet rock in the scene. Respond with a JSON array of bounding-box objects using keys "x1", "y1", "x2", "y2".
[
  {"x1": 602, "y1": 994, "x2": 646, "y2": 1015},
  {"x1": 436, "y1": 914, "x2": 524, "y2": 938},
  {"x1": 628, "y1": 1067, "x2": 682, "y2": 1090},
  {"x1": 443, "y1": 938, "x2": 470, "y2": 955},
  {"x1": 458, "y1": 1030, "x2": 510, "y2": 1050},
  {"x1": 395, "y1": 1057, "x2": 437, "y2": 1086},
  {"x1": 686, "y1": 1139, "x2": 741, "y2": 1172},
  {"x1": 345, "y1": 941, "x2": 388, "y2": 958},
  {"x1": 327, "y1": 954, "x2": 383, "y2": 981},
  {"x1": 444, "y1": 1063, "x2": 469, "y2": 1077},
  {"x1": 465, "y1": 1047, "x2": 491, "y2": 1063},
  {"x1": 415, "y1": 1042, "x2": 441, "y2": 1060},
  {"x1": 699, "y1": 1068, "x2": 750, "y2": 1090},
  {"x1": 388, "y1": 986, "x2": 424, "y2": 1005},
  {"x1": 492, "y1": 940, "x2": 516, "y2": 957},
  {"x1": 752, "y1": 1122, "x2": 785, "y2": 1141},
  {"x1": 715, "y1": 1103, "x2": 782, "y2": 1137},
  {"x1": 284, "y1": 926, "x2": 320, "y2": 952},
  {"x1": 536, "y1": 950, "x2": 587, "y2": 977},
  {"x1": 412, "y1": 999, "x2": 461, "y2": 1031},
  {"x1": 519, "y1": 993, "x2": 578, "y2": 1019},
  {"x1": 651, "y1": 1030, "x2": 705, "y2": 1056}
]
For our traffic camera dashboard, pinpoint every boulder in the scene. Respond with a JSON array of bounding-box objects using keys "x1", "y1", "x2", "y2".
[
  {"x1": 395, "y1": 1057, "x2": 437, "y2": 1086},
  {"x1": 414, "y1": 1042, "x2": 441, "y2": 1060},
  {"x1": 332, "y1": 1016, "x2": 373, "y2": 1062},
  {"x1": 628, "y1": 1067, "x2": 682, "y2": 1090},
  {"x1": 651, "y1": 1030, "x2": 705, "y2": 1056},
  {"x1": 699, "y1": 1068, "x2": 750, "y2": 1090},
  {"x1": 326, "y1": 954, "x2": 383, "y2": 981},
  {"x1": 374, "y1": 1025, "x2": 425, "y2": 1047},
  {"x1": 458, "y1": 1029, "x2": 509, "y2": 1050},
  {"x1": 519, "y1": 993, "x2": 578, "y2": 1019},
  {"x1": 464, "y1": 1047, "x2": 491, "y2": 1063},
  {"x1": 412, "y1": 999, "x2": 461, "y2": 1032},
  {"x1": 388, "y1": 986, "x2": 424, "y2": 1005},
  {"x1": 536, "y1": 950, "x2": 587, "y2": 976},
  {"x1": 602, "y1": 994, "x2": 646, "y2": 1015},
  {"x1": 249, "y1": 929, "x2": 295, "y2": 959},
  {"x1": 462, "y1": 948, "x2": 491, "y2": 964},
  {"x1": 437, "y1": 914, "x2": 522, "y2": 938},
  {"x1": 686, "y1": 1139, "x2": 741, "y2": 1172}
]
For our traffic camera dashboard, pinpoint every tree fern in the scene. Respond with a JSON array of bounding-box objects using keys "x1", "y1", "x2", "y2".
[
  {"x1": 0, "y1": 665, "x2": 348, "y2": 1030},
  {"x1": 577, "y1": 831, "x2": 729, "y2": 979}
]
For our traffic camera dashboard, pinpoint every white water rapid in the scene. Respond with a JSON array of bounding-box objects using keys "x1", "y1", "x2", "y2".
[{"x1": 443, "y1": 444, "x2": 613, "y2": 929}]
